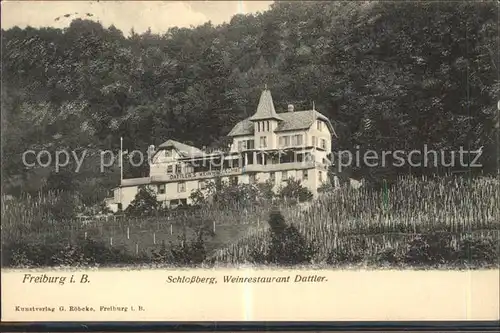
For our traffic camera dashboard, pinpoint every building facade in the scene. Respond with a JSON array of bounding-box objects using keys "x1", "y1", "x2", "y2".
[{"x1": 105, "y1": 89, "x2": 337, "y2": 212}]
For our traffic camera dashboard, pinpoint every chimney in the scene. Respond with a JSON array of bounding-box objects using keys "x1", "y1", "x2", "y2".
[{"x1": 287, "y1": 104, "x2": 294, "y2": 112}]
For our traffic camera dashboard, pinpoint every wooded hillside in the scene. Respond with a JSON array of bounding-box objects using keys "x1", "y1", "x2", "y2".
[{"x1": 2, "y1": 1, "x2": 498, "y2": 204}]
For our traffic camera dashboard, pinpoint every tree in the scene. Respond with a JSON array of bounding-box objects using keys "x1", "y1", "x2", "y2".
[{"x1": 124, "y1": 186, "x2": 161, "y2": 217}]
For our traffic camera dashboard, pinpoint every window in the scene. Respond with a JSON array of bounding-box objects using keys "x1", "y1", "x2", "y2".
[
  {"x1": 177, "y1": 182, "x2": 186, "y2": 193},
  {"x1": 266, "y1": 121, "x2": 270, "y2": 131},
  {"x1": 279, "y1": 136, "x2": 291, "y2": 147},
  {"x1": 257, "y1": 122, "x2": 261, "y2": 132},
  {"x1": 157, "y1": 184, "x2": 166, "y2": 194},
  {"x1": 259, "y1": 136, "x2": 267, "y2": 148},
  {"x1": 175, "y1": 164, "x2": 181, "y2": 173},
  {"x1": 238, "y1": 140, "x2": 248, "y2": 151},
  {"x1": 312, "y1": 136, "x2": 317, "y2": 147},
  {"x1": 321, "y1": 139, "x2": 327, "y2": 149},
  {"x1": 292, "y1": 134, "x2": 303, "y2": 146},
  {"x1": 198, "y1": 180, "x2": 206, "y2": 190},
  {"x1": 165, "y1": 150, "x2": 172, "y2": 158},
  {"x1": 167, "y1": 165, "x2": 173, "y2": 174},
  {"x1": 249, "y1": 173, "x2": 257, "y2": 184},
  {"x1": 282, "y1": 170, "x2": 288, "y2": 181},
  {"x1": 247, "y1": 139, "x2": 255, "y2": 149},
  {"x1": 318, "y1": 171, "x2": 323, "y2": 183},
  {"x1": 303, "y1": 170, "x2": 308, "y2": 181},
  {"x1": 317, "y1": 120, "x2": 323, "y2": 131},
  {"x1": 231, "y1": 176, "x2": 238, "y2": 186}
]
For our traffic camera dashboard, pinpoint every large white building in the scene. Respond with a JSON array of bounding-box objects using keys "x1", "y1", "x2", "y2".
[{"x1": 105, "y1": 89, "x2": 337, "y2": 212}]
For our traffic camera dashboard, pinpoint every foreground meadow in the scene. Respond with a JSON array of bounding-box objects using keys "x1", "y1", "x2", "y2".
[{"x1": 2, "y1": 176, "x2": 499, "y2": 268}]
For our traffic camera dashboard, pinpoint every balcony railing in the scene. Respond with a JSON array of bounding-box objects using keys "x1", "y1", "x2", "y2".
[{"x1": 150, "y1": 161, "x2": 328, "y2": 183}]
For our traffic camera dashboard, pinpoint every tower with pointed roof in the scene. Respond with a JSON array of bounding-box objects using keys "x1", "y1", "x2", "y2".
[{"x1": 250, "y1": 88, "x2": 283, "y2": 150}]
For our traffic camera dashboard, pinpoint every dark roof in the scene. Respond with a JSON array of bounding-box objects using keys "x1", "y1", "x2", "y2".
[
  {"x1": 157, "y1": 139, "x2": 205, "y2": 158},
  {"x1": 248, "y1": 89, "x2": 284, "y2": 121},
  {"x1": 228, "y1": 110, "x2": 337, "y2": 137},
  {"x1": 227, "y1": 119, "x2": 254, "y2": 136}
]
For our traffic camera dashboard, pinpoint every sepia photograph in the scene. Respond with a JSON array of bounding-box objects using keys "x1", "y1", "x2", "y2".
[{"x1": 1, "y1": 0, "x2": 499, "y2": 323}]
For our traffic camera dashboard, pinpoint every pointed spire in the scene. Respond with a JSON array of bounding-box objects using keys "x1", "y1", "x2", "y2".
[
  {"x1": 249, "y1": 89, "x2": 283, "y2": 121},
  {"x1": 312, "y1": 101, "x2": 316, "y2": 123}
]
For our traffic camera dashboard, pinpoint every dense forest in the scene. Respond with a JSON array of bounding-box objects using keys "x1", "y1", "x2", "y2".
[{"x1": 2, "y1": 1, "x2": 499, "y2": 207}]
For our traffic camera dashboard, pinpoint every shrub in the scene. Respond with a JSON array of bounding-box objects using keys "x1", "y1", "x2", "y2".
[
  {"x1": 251, "y1": 210, "x2": 317, "y2": 266},
  {"x1": 256, "y1": 180, "x2": 275, "y2": 201},
  {"x1": 2, "y1": 236, "x2": 139, "y2": 268},
  {"x1": 156, "y1": 228, "x2": 208, "y2": 266},
  {"x1": 326, "y1": 236, "x2": 369, "y2": 265},
  {"x1": 189, "y1": 188, "x2": 207, "y2": 206},
  {"x1": 50, "y1": 243, "x2": 90, "y2": 267},
  {"x1": 369, "y1": 247, "x2": 402, "y2": 265},
  {"x1": 47, "y1": 192, "x2": 80, "y2": 221},
  {"x1": 78, "y1": 237, "x2": 140, "y2": 265},
  {"x1": 404, "y1": 233, "x2": 457, "y2": 266},
  {"x1": 151, "y1": 242, "x2": 172, "y2": 264},
  {"x1": 456, "y1": 236, "x2": 499, "y2": 266},
  {"x1": 192, "y1": 178, "x2": 274, "y2": 209},
  {"x1": 278, "y1": 179, "x2": 313, "y2": 203}
]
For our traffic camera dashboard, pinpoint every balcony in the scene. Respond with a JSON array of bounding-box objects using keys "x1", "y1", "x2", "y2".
[{"x1": 243, "y1": 161, "x2": 327, "y2": 173}]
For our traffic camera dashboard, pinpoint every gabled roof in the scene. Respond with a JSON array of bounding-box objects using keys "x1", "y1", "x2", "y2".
[
  {"x1": 248, "y1": 89, "x2": 284, "y2": 121},
  {"x1": 228, "y1": 110, "x2": 337, "y2": 137},
  {"x1": 227, "y1": 119, "x2": 254, "y2": 137},
  {"x1": 157, "y1": 139, "x2": 205, "y2": 158}
]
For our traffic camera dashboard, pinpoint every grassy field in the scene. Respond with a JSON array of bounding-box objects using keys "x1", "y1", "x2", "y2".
[
  {"x1": 2, "y1": 176, "x2": 499, "y2": 268},
  {"x1": 1, "y1": 197, "x2": 272, "y2": 259}
]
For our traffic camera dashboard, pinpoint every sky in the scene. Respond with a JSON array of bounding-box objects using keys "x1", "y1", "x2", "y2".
[{"x1": 1, "y1": 1, "x2": 274, "y2": 35}]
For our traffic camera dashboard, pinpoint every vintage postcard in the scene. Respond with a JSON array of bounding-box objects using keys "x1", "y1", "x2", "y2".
[{"x1": 1, "y1": 0, "x2": 499, "y2": 323}]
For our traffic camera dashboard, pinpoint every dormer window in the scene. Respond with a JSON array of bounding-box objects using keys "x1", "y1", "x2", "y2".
[{"x1": 317, "y1": 120, "x2": 323, "y2": 131}]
